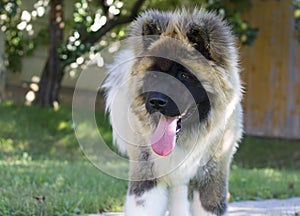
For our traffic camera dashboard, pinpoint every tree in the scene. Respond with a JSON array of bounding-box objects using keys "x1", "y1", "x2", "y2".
[
  {"x1": 1, "y1": 0, "x2": 261, "y2": 107},
  {"x1": 37, "y1": 0, "x2": 147, "y2": 107},
  {"x1": 35, "y1": 0, "x2": 64, "y2": 107}
]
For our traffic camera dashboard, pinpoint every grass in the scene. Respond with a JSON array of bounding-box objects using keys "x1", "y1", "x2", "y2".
[
  {"x1": 230, "y1": 166, "x2": 299, "y2": 201},
  {"x1": 234, "y1": 136, "x2": 300, "y2": 169},
  {"x1": 0, "y1": 101, "x2": 79, "y2": 161},
  {"x1": 0, "y1": 101, "x2": 299, "y2": 215},
  {"x1": 0, "y1": 160, "x2": 127, "y2": 216}
]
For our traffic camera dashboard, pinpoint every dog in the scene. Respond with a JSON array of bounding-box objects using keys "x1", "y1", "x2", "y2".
[{"x1": 102, "y1": 8, "x2": 243, "y2": 216}]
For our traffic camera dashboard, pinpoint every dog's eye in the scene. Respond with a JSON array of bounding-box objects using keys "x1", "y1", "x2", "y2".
[{"x1": 178, "y1": 71, "x2": 195, "y2": 81}]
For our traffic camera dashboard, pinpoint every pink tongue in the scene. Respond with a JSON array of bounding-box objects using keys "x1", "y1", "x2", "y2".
[{"x1": 151, "y1": 116, "x2": 178, "y2": 156}]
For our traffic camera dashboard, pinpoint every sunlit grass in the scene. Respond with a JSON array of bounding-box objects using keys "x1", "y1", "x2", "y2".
[{"x1": 229, "y1": 166, "x2": 300, "y2": 201}]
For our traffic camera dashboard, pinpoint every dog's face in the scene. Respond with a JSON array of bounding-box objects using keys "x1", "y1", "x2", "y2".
[
  {"x1": 144, "y1": 58, "x2": 210, "y2": 120},
  {"x1": 125, "y1": 10, "x2": 239, "y2": 156},
  {"x1": 143, "y1": 57, "x2": 212, "y2": 158},
  {"x1": 142, "y1": 57, "x2": 211, "y2": 140},
  {"x1": 129, "y1": 39, "x2": 213, "y2": 156}
]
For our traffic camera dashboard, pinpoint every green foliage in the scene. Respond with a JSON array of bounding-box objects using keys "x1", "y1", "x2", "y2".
[
  {"x1": 292, "y1": 0, "x2": 300, "y2": 42},
  {"x1": 204, "y1": 0, "x2": 258, "y2": 45},
  {"x1": 0, "y1": 0, "x2": 50, "y2": 72},
  {"x1": 1, "y1": 0, "x2": 259, "y2": 74},
  {"x1": 59, "y1": 0, "x2": 93, "y2": 69},
  {"x1": 0, "y1": 0, "x2": 35, "y2": 72},
  {"x1": 59, "y1": 0, "x2": 125, "y2": 69}
]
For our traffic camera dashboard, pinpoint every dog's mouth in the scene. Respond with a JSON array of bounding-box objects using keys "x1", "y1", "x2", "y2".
[
  {"x1": 176, "y1": 117, "x2": 182, "y2": 135},
  {"x1": 150, "y1": 107, "x2": 199, "y2": 157},
  {"x1": 151, "y1": 115, "x2": 180, "y2": 157}
]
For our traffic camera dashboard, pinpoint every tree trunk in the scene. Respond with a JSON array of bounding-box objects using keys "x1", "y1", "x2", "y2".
[
  {"x1": 35, "y1": 0, "x2": 64, "y2": 107},
  {"x1": 0, "y1": 32, "x2": 5, "y2": 102}
]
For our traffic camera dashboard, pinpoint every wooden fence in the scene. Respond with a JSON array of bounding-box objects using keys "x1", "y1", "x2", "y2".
[{"x1": 241, "y1": 0, "x2": 300, "y2": 139}]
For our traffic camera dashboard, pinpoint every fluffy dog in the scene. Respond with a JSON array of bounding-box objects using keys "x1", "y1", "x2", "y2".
[{"x1": 103, "y1": 8, "x2": 243, "y2": 216}]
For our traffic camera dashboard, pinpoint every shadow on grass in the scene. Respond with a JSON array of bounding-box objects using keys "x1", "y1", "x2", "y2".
[
  {"x1": 0, "y1": 101, "x2": 114, "y2": 161},
  {"x1": 234, "y1": 136, "x2": 300, "y2": 169}
]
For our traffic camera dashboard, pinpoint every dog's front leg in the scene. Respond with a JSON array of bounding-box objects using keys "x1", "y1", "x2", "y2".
[
  {"x1": 125, "y1": 181, "x2": 168, "y2": 216},
  {"x1": 169, "y1": 185, "x2": 191, "y2": 216},
  {"x1": 189, "y1": 159, "x2": 229, "y2": 216}
]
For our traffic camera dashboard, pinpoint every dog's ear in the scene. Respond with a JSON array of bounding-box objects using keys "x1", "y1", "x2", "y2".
[
  {"x1": 142, "y1": 20, "x2": 161, "y2": 49},
  {"x1": 186, "y1": 24, "x2": 211, "y2": 60},
  {"x1": 142, "y1": 20, "x2": 161, "y2": 36}
]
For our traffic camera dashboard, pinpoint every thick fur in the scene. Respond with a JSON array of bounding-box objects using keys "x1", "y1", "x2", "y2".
[{"x1": 103, "y1": 9, "x2": 243, "y2": 216}]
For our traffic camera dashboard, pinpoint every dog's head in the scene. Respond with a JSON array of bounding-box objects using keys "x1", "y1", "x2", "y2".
[{"x1": 126, "y1": 9, "x2": 240, "y2": 156}]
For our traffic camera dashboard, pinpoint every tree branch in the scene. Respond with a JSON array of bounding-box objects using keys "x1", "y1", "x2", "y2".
[
  {"x1": 131, "y1": 0, "x2": 146, "y2": 18},
  {"x1": 88, "y1": 15, "x2": 132, "y2": 44},
  {"x1": 88, "y1": 0, "x2": 146, "y2": 44},
  {"x1": 61, "y1": 0, "x2": 146, "y2": 68},
  {"x1": 99, "y1": 0, "x2": 112, "y2": 19}
]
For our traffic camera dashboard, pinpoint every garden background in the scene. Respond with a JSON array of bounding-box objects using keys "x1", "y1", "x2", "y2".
[{"x1": 0, "y1": 0, "x2": 299, "y2": 215}]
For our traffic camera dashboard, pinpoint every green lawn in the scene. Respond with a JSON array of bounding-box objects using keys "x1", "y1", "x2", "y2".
[{"x1": 0, "y1": 101, "x2": 299, "y2": 215}]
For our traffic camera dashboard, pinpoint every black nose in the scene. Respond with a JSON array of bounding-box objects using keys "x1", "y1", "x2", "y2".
[
  {"x1": 145, "y1": 92, "x2": 180, "y2": 116},
  {"x1": 149, "y1": 96, "x2": 168, "y2": 108}
]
